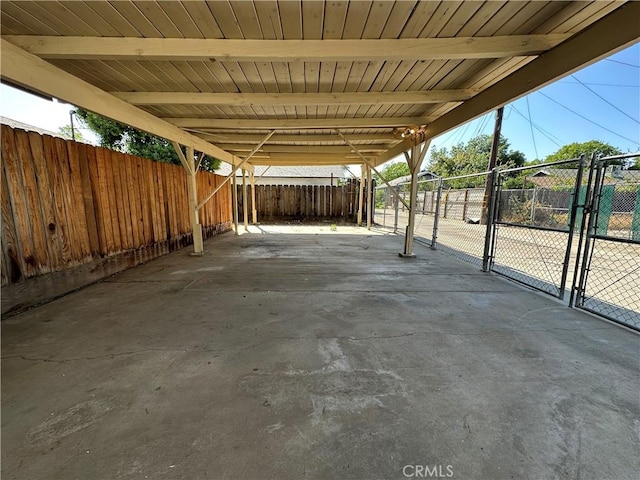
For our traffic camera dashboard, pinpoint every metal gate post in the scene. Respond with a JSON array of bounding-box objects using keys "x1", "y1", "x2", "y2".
[
  {"x1": 482, "y1": 168, "x2": 498, "y2": 272},
  {"x1": 431, "y1": 177, "x2": 443, "y2": 250},
  {"x1": 573, "y1": 158, "x2": 606, "y2": 307},
  {"x1": 558, "y1": 155, "x2": 586, "y2": 299},
  {"x1": 570, "y1": 153, "x2": 597, "y2": 306}
]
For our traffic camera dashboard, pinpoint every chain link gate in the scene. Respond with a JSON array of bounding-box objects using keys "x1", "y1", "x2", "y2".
[
  {"x1": 571, "y1": 154, "x2": 640, "y2": 331},
  {"x1": 371, "y1": 154, "x2": 640, "y2": 329},
  {"x1": 489, "y1": 158, "x2": 587, "y2": 299}
]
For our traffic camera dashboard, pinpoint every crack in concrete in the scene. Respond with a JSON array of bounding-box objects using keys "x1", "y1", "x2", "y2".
[{"x1": 347, "y1": 333, "x2": 417, "y2": 341}]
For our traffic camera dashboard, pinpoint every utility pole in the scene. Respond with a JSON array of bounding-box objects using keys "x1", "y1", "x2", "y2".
[
  {"x1": 69, "y1": 110, "x2": 76, "y2": 141},
  {"x1": 481, "y1": 107, "x2": 504, "y2": 225}
]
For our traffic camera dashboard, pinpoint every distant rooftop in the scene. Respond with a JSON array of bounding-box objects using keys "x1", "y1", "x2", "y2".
[
  {"x1": 389, "y1": 171, "x2": 438, "y2": 186},
  {"x1": 0, "y1": 116, "x2": 64, "y2": 139},
  {"x1": 218, "y1": 164, "x2": 346, "y2": 178}
]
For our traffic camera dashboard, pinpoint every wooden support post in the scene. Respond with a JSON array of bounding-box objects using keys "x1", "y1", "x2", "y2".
[
  {"x1": 402, "y1": 137, "x2": 431, "y2": 257},
  {"x1": 250, "y1": 172, "x2": 257, "y2": 225},
  {"x1": 357, "y1": 168, "x2": 365, "y2": 226},
  {"x1": 232, "y1": 173, "x2": 238, "y2": 235},
  {"x1": 242, "y1": 168, "x2": 249, "y2": 231},
  {"x1": 173, "y1": 143, "x2": 203, "y2": 254},
  {"x1": 462, "y1": 189, "x2": 469, "y2": 220}
]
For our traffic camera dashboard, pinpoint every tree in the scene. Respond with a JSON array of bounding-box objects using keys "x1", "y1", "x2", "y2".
[
  {"x1": 428, "y1": 134, "x2": 526, "y2": 187},
  {"x1": 544, "y1": 140, "x2": 622, "y2": 163},
  {"x1": 58, "y1": 125, "x2": 86, "y2": 143},
  {"x1": 373, "y1": 161, "x2": 410, "y2": 183},
  {"x1": 627, "y1": 157, "x2": 640, "y2": 170},
  {"x1": 74, "y1": 109, "x2": 221, "y2": 172}
]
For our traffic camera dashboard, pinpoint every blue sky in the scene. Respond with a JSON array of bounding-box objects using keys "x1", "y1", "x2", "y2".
[
  {"x1": 1, "y1": 43, "x2": 638, "y2": 164},
  {"x1": 429, "y1": 43, "x2": 640, "y2": 162}
]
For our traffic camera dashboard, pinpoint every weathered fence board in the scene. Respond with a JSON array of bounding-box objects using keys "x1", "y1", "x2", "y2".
[{"x1": 1, "y1": 125, "x2": 232, "y2": 287}]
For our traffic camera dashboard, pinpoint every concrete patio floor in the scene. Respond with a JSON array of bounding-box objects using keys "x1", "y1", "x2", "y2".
[{"x1": 2, "y1": 226, "x2": 638, "y2": 480}]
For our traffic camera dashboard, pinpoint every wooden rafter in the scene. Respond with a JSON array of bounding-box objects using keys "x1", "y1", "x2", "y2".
[
  {"x1": 249, "y1": 153, "x2": 366, "y2": 166},
  {"x1": 111, "y1": 90, "x2": 477, "y2": 106},
  {"x1": 191, "y1": 133, "x2": 400, "y2": 144},
  {"x1": 213, "y1": 145, "x2": 386, "y2": 154},
  {"x1": 167, "y1": 117, "x2": 430, "y2": 129},
  {"x1": 3, "y1": 35, "x2": 571, "y2": 61}
]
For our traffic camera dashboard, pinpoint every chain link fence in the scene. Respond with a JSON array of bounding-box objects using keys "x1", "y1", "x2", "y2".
[
  {"x1": 490, "y1": 160, "x2": 585, "y2": 298},
  {"x1": 371, "y1": 154, "x2": 640, "y2": 331},
  {"x1": 573, "y1": 156, "x2": 640, "y2": 330},
  {"x1": 435, "y1": 173, "x2": 491, "y2": 268},
  {"x1": 374, "y1": 178, "x2": 439, "y2": 246}
]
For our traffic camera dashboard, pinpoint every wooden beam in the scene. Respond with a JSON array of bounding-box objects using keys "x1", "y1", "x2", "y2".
[
  {"x1": 170, "y1": 141, "x2": 195, "y2": 175},
  {"x1": 192, "y1": 132, "x2": 400, "y2": 143},
  {"x1": 0, "y1": 39, "x2": 252, "y2": 172},
  {"x1": 425, "y1": 2, "x2": 640, "y2": 140},
  {"x1": 336, "y1": 130, "x2": 410, "y2": 210},
  {"x1": 196, "y1": 131, "x2": 274, "y2": 211},
  {"x1": 111, "y1": 90, "x2": 476, "y2": 106},
  {"x1": 249, "y1": 154, "x2": 364, "y2": 166},
  {"x1": 214, "y1": 145, "x2": 386, "y2": 154},
  {"x1": 167, "y1": 117, "x2": 430, "y2": 129},
  {"x1": 4, "y1": 35, "x2": 571, "y2": 62},
  {"x1": 372, "y1": 137, "x2": 417, "y2": 167}
]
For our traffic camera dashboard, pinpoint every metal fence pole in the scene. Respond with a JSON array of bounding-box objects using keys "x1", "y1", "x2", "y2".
[
  {"x1": 574, "y1": 158, "x2": 606, "y2": 308},
  {"x1": 569, "y1": 153, "x2": 597, "y2": 307},
  {"x1": 558, "y1": 155, "x2": 586, "y2": 299},
  {"x1": 530, "y1": 185, "x2": 537, "y2": 224},
  {"x1": 393, "y1": 193, "x2": 399, "y2": 233},
  {"x1": 381, "y1": 188, "x2": 386, "y2": 228},
  {"x1": 488, "y1": 171, "x2": 503, "y2": 272},
  {"x1": 431, "y1": 178, "x2": 443, "y2": 250},
  {"x1": 482, "y1": 168, "x2": 498, "y2": 272}
]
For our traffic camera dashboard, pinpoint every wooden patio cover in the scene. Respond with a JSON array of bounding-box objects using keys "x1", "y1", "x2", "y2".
[{"x1": 1, "y1": 1, "x2": 639, "y2": 171}]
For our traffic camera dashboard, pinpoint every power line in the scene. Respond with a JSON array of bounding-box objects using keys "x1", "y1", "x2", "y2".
[
  {"x1": 525, "y1": 97, "x2": 540, "y2": 159},
  {"x1": 504, "y1": 106, "x2": 513, "y2": 121},
  {"x1": 559, "y1": 80, "x2": 639, "y2": 88},
  {"x1": 605, "y1": 58, "x2": 640, "y2": 68},
  {"x1": 510, "y1": 105, "x2": 563, "y2": 147},
  {"x1": 449, "y1": 119, "x2": 472, "y2": 147},
  {"x1": 472, "y1": 112, "x2": 491, "y2": 138},
  {"x1": 571, "y1": 74, "x2": 639, "y2": 124},
  {"x1": 435, "y1": 122, "x2": 465, "y2": 147},
  {"x1": 479, "y1": 112, "x2": 492, "y2": 134},
  {"x1": 537, "y1": 91, "x2": 639, "y2": 145}
]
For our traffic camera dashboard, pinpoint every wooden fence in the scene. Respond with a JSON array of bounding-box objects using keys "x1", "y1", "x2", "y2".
[
  {"x1": 1, "y1": 125, "x2": 232, "y2": 287},
  {"x1": 237, "y1": 180, "x2": 364, "y2": 221}
]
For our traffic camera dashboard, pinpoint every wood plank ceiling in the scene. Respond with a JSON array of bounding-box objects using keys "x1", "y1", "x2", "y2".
[{"x1": 1, "y1": 1, "x2": 638, "y2": 168}]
